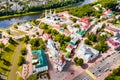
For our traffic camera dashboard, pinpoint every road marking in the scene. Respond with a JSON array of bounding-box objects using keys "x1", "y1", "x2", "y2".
[{"x1": 85, "y1": 69, "x2": 96, "y2": 80}]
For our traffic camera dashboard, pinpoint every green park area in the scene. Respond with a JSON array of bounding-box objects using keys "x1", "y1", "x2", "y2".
[
  {"x1": 0, "y1": 43, "x2": 16, "y2": 75},
  {"x1": 0, "y1": 40, "x2": 26, "y2": 80}
]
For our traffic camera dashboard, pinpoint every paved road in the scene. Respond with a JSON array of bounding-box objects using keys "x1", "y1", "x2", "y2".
[
  {"x1": 73, "y1": 52, "x2": 120, "y2": 80},
  {"x1": 88, "y1": 52, "x2": 120, "y2": 77},
  {"x1": 73, "y1": 72, "x2": 93, "y2": 80},
  {"x1": 8, "y1": 42, "x2": 24, "y2": 80}
]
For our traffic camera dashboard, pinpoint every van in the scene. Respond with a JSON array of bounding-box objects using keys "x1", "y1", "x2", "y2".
[{"x1": 104, "y1": 68, "x2": 109, "y2": 72}]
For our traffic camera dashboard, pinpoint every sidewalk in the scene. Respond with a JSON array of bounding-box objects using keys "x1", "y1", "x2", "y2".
[
  {"x1": 21, "y1": 44, "x2": 33, "y2": 79},
  {"x1": 64, "y1": 62, "x2": 84, "y2": 80}
]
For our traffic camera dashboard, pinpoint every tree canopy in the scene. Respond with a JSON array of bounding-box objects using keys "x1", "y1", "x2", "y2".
[
  {"x1": 86, "y1": 32, "x2": 96, "y2": 42},
  {"x1": 94, "y1": 41, "x2": 108, "y2": 52},
  {"x1": 74, "y1": 57, "x2": 84, "y2": 66},
  {"x1": 105, "y1": 66, "x2": 120, "y2": 80},
  {"x1": 30, "y1": 38, "x2": 45, "y2": 50},
  {"x1": 18, "y1": 56, "x2": 25, "y2": 66}
]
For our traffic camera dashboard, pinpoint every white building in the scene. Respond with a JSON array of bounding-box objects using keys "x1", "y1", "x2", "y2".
[
  {"x1": 45, "y1": 10, "x2": 61, "y2": 22},
  {"x1": 91, "y1": 22, "x2": 103, "y2": 34},
  {"x1": 18, "y1": 23, "x2": 33, "y2": 31},
  {"x1": 47, "y1": 39, "x2": 66, "y2": 71},
  {"x1": 71, "y1": 37, "x2": 79, "y2": 45},
  {"x1": 67, "y1": 25, "x2": 79, "y2": 33},
  {"x1": 77, "y1": 44, "x2": 99, "y2": 62},
  {"x1": 47, "y1": 39, "x2": 60, "y2": 57},
  {"x1": 32, "y1": 50, "x2": 48, "y2": 73},
  {"x1": 53, "y1": 55, "x2": 66, "y2": 71}
]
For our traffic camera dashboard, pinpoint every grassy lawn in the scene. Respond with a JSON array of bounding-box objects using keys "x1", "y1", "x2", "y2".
[
  {"x1": 16, "y1": 43, "x2": 27, "y2": 80},
  {"x1": 16, "y1": 30, "x2": 27, "y2": 34},
  {"x1": 0, "y1": 41, "x2": 26, "y2": 80},
  {"x1": 7, "y1": 41, "x2": 26, "y2": 80},
  {"x1": 0, "y1": 28, "x2": 4, "y2": 31},
  {"x1": 0, "y1": 43, "x2": 16, "y2": 75},
  {"x1": 113, "y1": 23, "x2": 120, "y2": 27},
  {"x1": 16, "y1": 66, "x2": 23, "y2": 80},
  {"x1": 10, "y1": 29, "x2": 27, "y2": 37}
]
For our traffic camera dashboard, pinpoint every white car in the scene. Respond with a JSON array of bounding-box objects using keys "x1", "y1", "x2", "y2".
[{"x1": 104, "y1": 68, "x2": 109, "y2": 72}]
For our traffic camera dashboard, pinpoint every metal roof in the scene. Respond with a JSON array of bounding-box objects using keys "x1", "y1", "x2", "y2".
[{"x1": 32, "y1": 50, "x2": 48, "y2": 68}]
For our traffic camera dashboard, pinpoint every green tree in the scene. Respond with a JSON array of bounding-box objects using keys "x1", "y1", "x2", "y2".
[
  {"x1": 74, "y1": 57, "x2": 84, "y2": 66},
  {"x1": 94, "y1": 41, "x2": 108, "y2": 52},
  {"x1": 36, "y1": 32, "x2": 39, "y2": 35},
  {"x1": 21, "y1": 48, "x2": 27, "y2": 55},
  {"x1": 74, "y1": 24, "x2": 79, "y2": 28},
  {"x1": 98, "y1": 34, "x2": 107, "y2": 42},
  {"x1": 0, "y1": 42, "x2": 5, "y2": 53},
  {"x1": 6, "y1": 29, "x2": 10, "y2": 34},
  {"x1": 102, "y1": 23, "x2": 106, "y2": 28},
  {"x1": 30, "y1": 38, "x2": 45, "y2": 50},
  {"x1": 61, "y1": 24, "x2": 67, "y2": 29},
  {"x1": 13, "y1": 24, "x2": 18, "y2": 29},
  {"x1": 70, "y1": 17, "x2": 77, "y2": 23},
  {"x1": 87, "y1": 32, "x2": 96, "y2": 42},
  {"x1": 18, "y1": 56, "x2": 25, "y2": 66},
  {"x1": 8, "y1": 37, "x2": 15, "y2": 44},
  {"x1": 84, "y1": 39, "x2": 92, "y2": 45},
  {"x1": 105, "y1": 66, "x2": 120, "y2": 80},
  {"x1": 39, "y1": 23, "x2": 48, "y2": 29},
  {"x1": 77, "y1": 58, "x2": 84, "y2": 66},
  {"x1": 27, "y1": 74, "x2": 37, "y2": 80},
  {"x1": 23, "y1": 35, "x2": 29, "y2": 43}
]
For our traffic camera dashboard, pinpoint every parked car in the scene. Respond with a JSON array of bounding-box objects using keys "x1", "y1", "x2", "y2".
[{"x1": 104, "y1": 68, "x2": 109, "y2": 72}]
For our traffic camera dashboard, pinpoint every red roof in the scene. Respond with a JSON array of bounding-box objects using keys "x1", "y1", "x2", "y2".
[
  {"x1": 43, "y1": 33, "x2": 51, "y2": 40},
  {"x1": 79, "y1": 17, "x2": 90, "y2": 25},
  {"x1": 104, "y1": 9, "x2": 112, "y2": 16},
  {"x1": 38, "y1": 29, "x2": 43, "y2": 35},
  {"x1": 61, "y1": 55, "x2": 66, "y2": 63},
  {"x1": 54, "y1": 25, "x2": 61, "y2": 31},
  {"x1": 106, "y1": 9, "x2": 112, "y2": 13},
  {"x1": 64, "y1": 30, "x2": 71, "y2": 35},
  {"x1": 82, "y1": 26, "x2": 87, "y2": 30},
  {"x1": 58, "y1": 11, "x2": 70, "y2": 18},
  {"x1": 107, "y1": 39, "x2": 120, "y2": 46},
  {"x1": 105, "y1": 27, "x2": 119, "y2": 33},
  {"x1": 70, "y1": 53, "x2": 75, "y2": 57},
  {"x1": 67, "y1": 44, "x2": 73, "y2": 49}
]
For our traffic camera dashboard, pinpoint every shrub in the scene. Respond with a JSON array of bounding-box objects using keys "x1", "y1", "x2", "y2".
[
  {"x1": 21, "y1": 48, "x2": 27, "y2": 55},
  {"x1": 18, "y1": 56, "x2": 25, "y2": 66},
  {"x1": 74, "y1": 57, "x2": 84, "y2": 66},
  {"x1": 84, "y1": 39, "x2": 92, "y2": 45}
]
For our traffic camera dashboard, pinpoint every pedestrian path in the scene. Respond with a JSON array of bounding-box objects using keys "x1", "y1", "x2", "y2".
[
  {"x1": 85, "y1": 69, "x2": 96, "y2": 80},
  {"x1": 8, "y1": 42, "x2": 24, "y2": 80}
]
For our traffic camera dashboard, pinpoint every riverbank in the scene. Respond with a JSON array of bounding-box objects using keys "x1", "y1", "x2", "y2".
[
  {"x1": 0, "y1": 1, "x2": 84, "y2": 20},
  {"x1": 0, "y1": 12, "x2": 42, "y2": 20},
  {"x1": 0, "y1": 0, "x2": 96, "y2": 28}
]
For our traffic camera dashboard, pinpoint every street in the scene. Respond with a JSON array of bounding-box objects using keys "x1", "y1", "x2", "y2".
[
  {"x1": 74, "y1": 52, "x2": 120, "y2": 80},
  {"x1": 88, "y1": 52, "x2": 120, "y2": 77},
  {"x1": 73, "y1": 72, "x2": 93, "y2": 80}
]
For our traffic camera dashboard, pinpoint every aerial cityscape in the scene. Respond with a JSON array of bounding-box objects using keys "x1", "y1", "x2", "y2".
[{"x1": 0, "y1": 0, "x2": 120, "y2": 80}]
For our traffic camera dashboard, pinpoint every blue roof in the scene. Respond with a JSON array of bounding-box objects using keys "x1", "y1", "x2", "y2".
[
  {"x1": 32, "y1": 50, "x2": 48, "y2": 68},
  {"x1": 60, "y1": 29, "x2": 64, "y2": 32},
  {"x1": 76, "y1": 30, "x2": 85, "y2": 36}
]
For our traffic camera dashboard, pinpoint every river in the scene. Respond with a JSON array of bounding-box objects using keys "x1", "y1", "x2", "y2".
[{"x1": 0, "y1": 0, "x2": 95, "y2": 28}]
